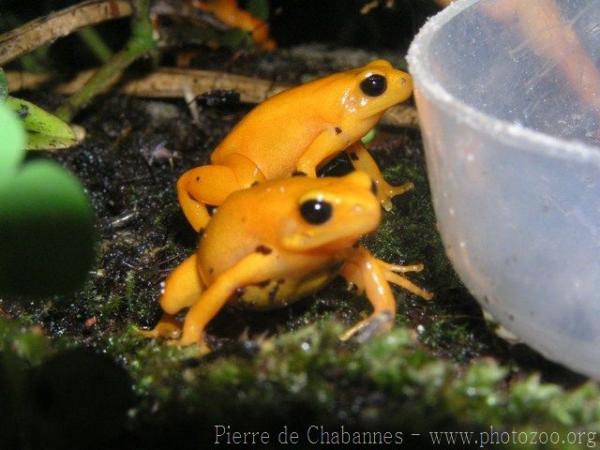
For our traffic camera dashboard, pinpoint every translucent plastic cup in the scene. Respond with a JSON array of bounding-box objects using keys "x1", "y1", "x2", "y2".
[{"x1": 408, "y1": 0, "x2": 600, "y2": 378}]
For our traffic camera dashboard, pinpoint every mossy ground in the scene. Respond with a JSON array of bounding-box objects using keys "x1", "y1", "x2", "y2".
[{"x1": 1, "y1": 50, "x2": 599, "y2": 449}]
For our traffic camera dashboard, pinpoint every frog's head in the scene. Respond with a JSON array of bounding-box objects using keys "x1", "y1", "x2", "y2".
[
  {"x1": 281, "y1": 171, "x2": 381, "y2": 252},
  {"x1": 333, "y1": 59, "x2": 413, "y2": 123}
]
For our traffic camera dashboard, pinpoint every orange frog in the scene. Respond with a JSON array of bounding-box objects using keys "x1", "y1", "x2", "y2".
[
  {"x1": 144, "y1": 171, "x2": 432, "y2": 349},
  {"x1": 193, "y1": 0, "x2": 276, "y2": 50},
  {"x1": 178, "y1": 59, "x2": 414, "y2": 232}
]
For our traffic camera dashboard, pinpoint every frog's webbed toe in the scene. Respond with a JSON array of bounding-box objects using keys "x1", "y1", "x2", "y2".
[
  {"x1": 378, "y1": 181, "x2": 414, "y2": 211},
  {"x1": 381, "y1": 261, "x2": 434, "y2": 301},
  {"x1": 345, "y1": 142, "x2": 414, "y2": 211},
  {"x1": 167, "y1": 336, "x2": 212, "y2": 356},
  {"x1": 340, "y1": 311, "x2": 393, "y2": 343},
  {"x1": 137, "y1": 314, "x2": 182, "y2": 340}
]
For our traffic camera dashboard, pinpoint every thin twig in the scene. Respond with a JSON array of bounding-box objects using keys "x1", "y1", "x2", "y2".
[
  {"x1": 77, "y1": 26, "x2": 114, "y2": 63},
  {"x1": 55, "y1": 0, "x2": 156, "y2": 122},
  {"x1": 7, "y1": 67, "x2": 418, "y2": 127},
  {"x1": 5, "y1": 71, "x2": 53, "y2": 91},
  {"x1": 0, "y1": 0, "x2": 133, "y2": 66}
]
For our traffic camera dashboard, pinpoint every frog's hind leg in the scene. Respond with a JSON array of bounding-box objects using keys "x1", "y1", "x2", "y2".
[
  {"x1": 177, "y1": 165, "x2": 238, "y2": 232},
  {"x1": 339, "y1": 246, "x2": 433, "y2": 342},
  {"x1": 346, "y1": 142, "x2": 414, "y2": 211},
  {"x1": 139, "y1": 254, "x2": 204, "y2": 340},
  {"x1": 173, "y1": 251, "x2": 279, "y2": 347},
  {"x1": 177, "y1": 154, "x2": 265, "y2": 231}
]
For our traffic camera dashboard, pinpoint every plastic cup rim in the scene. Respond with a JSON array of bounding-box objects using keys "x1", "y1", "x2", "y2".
[{"x1": 407, "y1": 0, "x2": 600, "y2": 167}]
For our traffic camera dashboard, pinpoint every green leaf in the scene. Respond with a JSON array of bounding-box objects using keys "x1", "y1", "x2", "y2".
[
  {"x1": 5, "y1": 96, "x2": 84, "y2": 151},
  {"x1": 220, "y1": 29, "x2": 254, "y2": 49},
  {"x1": 0, "y1": 100, "x2": 25, "y2": 188},
  {"x1": 246, "y1": 0, "x2": 269, "y2": 20},
  {"x1": 361, "y1": 128, "x2": 377, "y2": 145},
  {"x1": 0, "y1": 160, "x2": 96, "y2": 297},
  {"x1": 0, "y1": 68, "x2": 8, "y2": 102}
]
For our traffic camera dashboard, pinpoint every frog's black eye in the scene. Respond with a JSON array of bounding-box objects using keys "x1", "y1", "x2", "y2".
[
  {"x1": 299, "y1": 199, "x2": 332, "y2": 225},
  {"x1": 360, "y1": 74, "x2": 387, "y2": 97}
]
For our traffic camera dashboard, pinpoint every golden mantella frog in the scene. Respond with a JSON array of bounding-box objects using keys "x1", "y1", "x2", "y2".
[
  {"x1": 144, "y1": 171, "x2": 432, "y2": 348},
  {"x1": 193, "y1": 0, "x2": 276, "y2": 50},
  {"x1": 178, "y1": 60, "x2": 414, "y2": 232}
]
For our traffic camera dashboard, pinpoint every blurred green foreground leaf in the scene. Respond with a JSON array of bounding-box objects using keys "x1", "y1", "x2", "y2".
[{"x1": 0, "y1": 101, "x2": 95, "y2": 297}]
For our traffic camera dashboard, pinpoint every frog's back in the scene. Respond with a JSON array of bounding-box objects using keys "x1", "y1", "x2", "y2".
[{"x1": 211, "y1": 74, "x2": 350, "y2": 179}]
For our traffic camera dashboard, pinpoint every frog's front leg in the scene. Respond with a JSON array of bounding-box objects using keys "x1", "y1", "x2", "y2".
[
  {"x1": 346, "y1": 142, "x2": 414, "y2": 211},
  {"x1": 177, "y1": 153, "x2": 265, "y2": 231},
  {"x1": 295, "y1": 129, "x2": 347, "y2": 177},
  {"x1": 339, "y1": 246, "x2": 433, "y2": 342},
  {"x1": 174, "y1": 251, "x2": 278, "y2": 347}
]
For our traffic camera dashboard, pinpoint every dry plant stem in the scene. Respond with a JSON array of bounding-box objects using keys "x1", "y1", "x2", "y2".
[
  {"x1": 0, "y1": 0, "x2": 133, "y2": 66},
  {"x1": 8, "y1": 68, "x2": 287, "y2": 100},
  {"x1": 111, "y1": 68, "x2": 288, "y2": 102},
  {"x1": 5, "y1": 72, "x2": 53, "y2": 91},
  {"x1": 55, "y1": 0, "x2": 156, "y2": 122},
  {"x1": 7, "y1": 68, "x2": 418, "y2": 128}
]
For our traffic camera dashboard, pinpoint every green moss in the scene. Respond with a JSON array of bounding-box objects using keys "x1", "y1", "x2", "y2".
[
  {"x1": 74, "y1": 320, "x2": 599, "y2": 441},
  {"x1": 0, "y1": 319, "x2": 48, "y2": 364},
  {"x1": 2, "y1": 302, "x2": 600, "y2": 447}
]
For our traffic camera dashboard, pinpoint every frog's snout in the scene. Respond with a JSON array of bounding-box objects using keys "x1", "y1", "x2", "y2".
[
  {"x1": 392, "y1": 71, "x2": 413, "y2": 103},
  {"x1": 400, "y1": 71, "x2": 413, "y2": 92}
]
